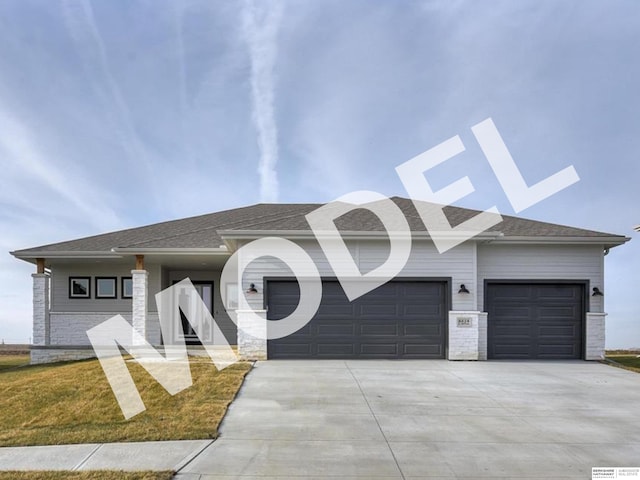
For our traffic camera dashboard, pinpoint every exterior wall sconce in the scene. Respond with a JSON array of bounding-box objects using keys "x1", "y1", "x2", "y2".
[
  {"x1": 592, "y1": 287, "x2": 604, "y2": 296},
  {"x1": 458, "y1": 284, "x2": 470, "y2": 294},
  {"x1": 246, "y1": 283, "x2": 258, "y2": 294}
]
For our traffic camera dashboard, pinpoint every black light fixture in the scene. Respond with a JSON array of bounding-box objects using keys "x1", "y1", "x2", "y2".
[
  {"x1": 458, "y1": 284, "x2": 470, "y2": 294},
  {"x1": 592, "y1": 287, "x2": 604, "y2": 297},
  {"x1": 246, "y1": 283, "x2": 258, "y2": 294}
]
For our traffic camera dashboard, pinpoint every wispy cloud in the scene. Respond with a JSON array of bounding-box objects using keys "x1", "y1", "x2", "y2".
[
  {"x1": 61, "y1": 0, "x2": 153, "y2": 173},
  {"x1": 241, "y1": 0, "x2": 283, "y2": 203},
  {"x1": 0, "y1": 108, "x2": 121, "y2": 231}
]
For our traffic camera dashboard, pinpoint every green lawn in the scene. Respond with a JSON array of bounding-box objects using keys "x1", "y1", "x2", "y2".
[
  {"x1": 605, "y1": 354, "x2": 640, "y2": 373},
  {"x1": 0, "y1": 472, "x2": 173, "y2": 480},
  {"x1": 0, "y1": 356, "x2": 251, "y2": 447}
]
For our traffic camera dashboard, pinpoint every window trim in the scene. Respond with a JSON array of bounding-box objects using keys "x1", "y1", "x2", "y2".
[
  {"x1": 95, "y1": 276, "x2": 117, "y2": 299},
  {"x1": 69, "y1": 277, "x2": 91, "y2": 299}
]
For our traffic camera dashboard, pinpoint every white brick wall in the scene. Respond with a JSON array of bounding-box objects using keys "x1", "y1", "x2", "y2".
[
  {"x1": 448, "y1": 311, "x2": 484, "y2": 360},
  {"x1": 31, "y1": 348, "x2": 96, "y2": 365},
  {"x1": 237, "y1": 309, "x2": 267, "y2": 360},
  {"x1": 50, "y1": 312, "x2": 132, "y2": 345},
  {"x1": 585, "y1": 313, "x2": 606, "y2": 360}
]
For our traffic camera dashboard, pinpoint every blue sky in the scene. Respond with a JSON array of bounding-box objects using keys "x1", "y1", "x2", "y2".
[{"x1": 1, "y1": 0, "x2": 638, "y2": 347}]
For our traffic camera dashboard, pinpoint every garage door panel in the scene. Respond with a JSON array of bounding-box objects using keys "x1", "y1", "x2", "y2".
[
  {"x1": 487, "y1": 283, "x2": 583, "y2": 360},
  {"x1": 402, "y1": 283, "x2": 442, "y2": 297},
  {"x1": 360, "y1": 343, "x2": 398, "y2": 355},
  {"x1": 360, "y1": 323, "x2": 398, "y2": 336},
  {"x1": 493, "y1": 346, "x2": 531, "y2": 358},
  {"x1": 538, "y1": 306, "x2": 580, "y2": 317},
  {"x1": 274, "y1": 343, "x2": 314, "y2": 355},
  {"x1": 491, "y1": 285, "x2": 532, "y2": 301},
  {"x1": 268, "y1": 280, "x2": 446, "y2": 359},
  {"x1": 403, "y1": 343, "x2": 443, "y2": 356},
  {"x1": 317, "y1": 343, "x2": 355, "y2": 356},
  {"x1": 493, "y1": 325, "x2": 531, "y2": 337},
  {"x1": 316, "y1": 323, "x2": 356, "y2": 336},
  {"x1": 536, "y1": 285, "x2": 581, "y2": 300},
  {"x1": 403, "y1": 304, "x2": 442, "y2": 316},
  {"x1": 494, "y1": 305, "x2": 533, "y2": 317},
  {"x1": 538, "y1": 344, "x2": 579, "y2": 356},
  {"x1": 360, "y1": 304, "x2": 398, "y2": 316},
  {"x1": 268, "y1": 304, "x2": 298, "y2": 318},
  {"x1": 316, "y1": 304, "x2": 355, "y2": 316},
  {"x1": 403, "y1": 323, "x2": 442, "y2": 336},
  {"x1": 538, "y1": 325, "x2": 578, "y2": 337}
]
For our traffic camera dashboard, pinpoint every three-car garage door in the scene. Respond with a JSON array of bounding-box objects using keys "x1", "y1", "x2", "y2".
[
  {"x1": 267, "y1": 280, "x2": 447, "y2": 359},
  {"x1": 486, "y1": 283, "x2": 585, "y2": 360}
]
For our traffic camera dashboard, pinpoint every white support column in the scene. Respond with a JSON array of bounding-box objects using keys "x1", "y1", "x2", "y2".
[
  {"x1": 585, "y1": 313, "x2": 606, "y2": 360},
  {"x1": 237, "y1": 310, "x2": 267, "y2": 360},
  {"x1": 478, "y1": 312, "x2": 488, "y2": 360},
  {"x1": 131, "y1": 269, "x2": 148, "y2": 345},
  {"x1": 448, "y1": 311, "x2": 485, "y2": 360},
  {"x1": 32, "y1": 273, "x2": 50, "y2": 346}
]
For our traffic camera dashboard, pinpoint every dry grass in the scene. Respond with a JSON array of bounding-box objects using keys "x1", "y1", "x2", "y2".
[
  {"x1": 0, "y1": 472, "x2": 173, "y2": 480},
  {"x1": 0, "y1": 354, "x2": 30, "y2": 370},
  {"x1": 0, "y1": 356, "x2": 251, "y2": 447}
]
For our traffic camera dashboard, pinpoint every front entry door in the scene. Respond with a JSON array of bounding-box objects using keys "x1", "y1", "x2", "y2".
[{"x1": 174, "y1": 281, "x2": 214, "y2": 345}]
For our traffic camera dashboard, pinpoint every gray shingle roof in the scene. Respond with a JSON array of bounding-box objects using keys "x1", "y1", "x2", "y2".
[{"x1": 11, "y1": 197, "x2": 628, "y2": 256}]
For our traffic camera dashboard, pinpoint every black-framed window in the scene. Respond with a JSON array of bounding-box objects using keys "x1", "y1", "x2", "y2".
[
  {"x1": 69, "y1": 277, "x2": 91, "y2": 299},
  {"x1": 95, "y1": 277, "x2": 117, "y2": 299},
  {"x1": 121, "y1": 277, "x2": 133, "y2": 299}
]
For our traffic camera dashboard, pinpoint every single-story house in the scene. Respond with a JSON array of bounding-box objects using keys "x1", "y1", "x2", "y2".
[{"x1": 11, "y1": 197, "x2": 629, "y2": 364}]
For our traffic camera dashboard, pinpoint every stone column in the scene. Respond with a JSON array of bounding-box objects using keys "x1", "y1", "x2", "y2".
[
  {"x1": 448, "y1": 311, "x2": 485, "y2": 360},
  {"x1": 32, "y1": 273, "x2": 50, "y2": 346},
  {"x1": 585, "y1": 313, "x2": 606, "y2": 360},
  {"x1": 132, "y1": 269, "x2": 148, "y2": 345},
  {"x1": 477, "y1": 312, "x2": 488, "y2": 360},
  {"x1": 237, "y1": 309, "x2": 267, "y2": 360}
]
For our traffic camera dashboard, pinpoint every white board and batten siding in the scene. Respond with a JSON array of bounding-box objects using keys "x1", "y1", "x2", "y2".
[
  {"x1": 476, "y1": 244, "x2": 605, "y2": 313},
  {"x1": 241, "y1": 239, "x2": 477, "y2": 311}
]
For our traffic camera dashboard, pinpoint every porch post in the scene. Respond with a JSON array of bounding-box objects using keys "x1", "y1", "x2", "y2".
[
  {"x1": 132, "y1": 255, "x2": 148, "y2": 345},
  {"x1": 32, "y1": 260, "x2": 50, "y2": 346}
]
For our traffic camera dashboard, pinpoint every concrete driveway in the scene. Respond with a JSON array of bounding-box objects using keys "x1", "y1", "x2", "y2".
[{"x1": 177, "y1": 360, "x2": 640, "y2": 479}]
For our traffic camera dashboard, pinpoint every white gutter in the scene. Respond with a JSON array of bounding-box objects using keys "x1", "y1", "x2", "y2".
[
  {"x1": 10, "y1": 251, "x2": 125, "y2": 260},
  {"x1": 10, "y1": 247, "x2": 231, "y2": 261},
  {"x1": 490, "y1": 235, "x2": 630, "y2": 247},
  {"x1": 111, "y1": 247, "x2": 230, "y2": 255}
]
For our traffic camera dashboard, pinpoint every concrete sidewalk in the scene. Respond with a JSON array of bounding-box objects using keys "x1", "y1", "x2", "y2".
[{"x1": 0, "y1": 439, "x2": 211, "y2": 472}]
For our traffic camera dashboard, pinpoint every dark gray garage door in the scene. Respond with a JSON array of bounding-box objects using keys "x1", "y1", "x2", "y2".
[
  {"x1": 267, "y1": 280, "x2": 447, "y2": 359},
  {"x1": 486, "y1": 283, "x2": 584, "y2": 360}
]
